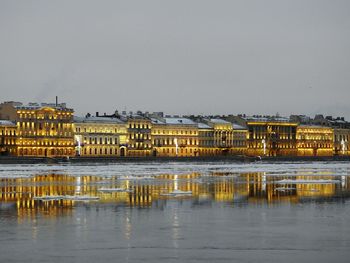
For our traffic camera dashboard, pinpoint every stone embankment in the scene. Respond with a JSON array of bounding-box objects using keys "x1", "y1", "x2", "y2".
[{"x1": 0, "y1": 155, "x2": 349, "y2": 164}]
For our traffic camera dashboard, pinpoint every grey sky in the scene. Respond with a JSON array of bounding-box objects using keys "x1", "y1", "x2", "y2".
[{"x1": 1, "y1": 0, "x2": 350, "y2": 119}]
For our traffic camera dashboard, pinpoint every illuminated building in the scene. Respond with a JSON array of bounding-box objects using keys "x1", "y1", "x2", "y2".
[
  {"x1": 333, "y1": 128, "x2": 350, "y2": 156},
  {"x1": 205, "y1": 119, "x2": 234, "y2": 155},
  {"x1": 0, "y1": 101, "x2": 74, "y2": 157},
  {"x1": 296, "y1": 125, "x2": 334, "y2": 156},
  {"x1": 151, "y1": 117, "x2": 199, "y2": 157},
  {"x1": 232, "y1": 115, "x2": 298, "y2": 156},
  {"x1": 198, "y1": 123, "x2": 214, "y2": 156},
  {"x1": 232, "y1": 123, "x2": 248, "y2": 155},
  {"x1": 73, "y1": 115, "x2": 127, "y2": 156},
  {"x1": 127, "y1": 115, "x2": 152, "y2": 156},
  {"x1": 0, "y1": 120, "x2": 17, "y2": 155},
  {"x1": 196, "y1": 119, "x2": 248, "y2": 156}
]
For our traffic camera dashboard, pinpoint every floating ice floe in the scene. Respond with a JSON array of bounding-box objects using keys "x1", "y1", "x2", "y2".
[
  {"x1": 275, "y1": 187, "x2": 296, "y2": 191},
  {"x1": 118, "y1": 175, "x2": 155, "y2": 180},
  {"x1": 63, "y1": 195, "x2": 100, "y2": 201},
  {"x1": 276, "y1": 179, "x2": 340, "y2": 184},
  {"x1": 98, "y1": 188, "x2": 133, "y2": 193},
  {"x1": 33, "y1": 195, "x2": 65, "y2": 201},
  {"x1": 161, "y1": 190, "x2": 192, "y2": 196},
  {"x1": 33, "y1": 195, "x2": 100, "y2": 201}
]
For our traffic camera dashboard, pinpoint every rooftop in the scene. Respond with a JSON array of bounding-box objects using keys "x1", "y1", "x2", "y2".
[
  {"x1": 242, "y1": 115, "x2": 292, "y2": 123},
  {"x1": 164, "y1": 117, "x2": 197, "y2": 125},
  {"x1": 74, "y1": 116, "x2": 125, "y2": 124},
  {"x1": 298, "y1": 124, "x2": 333, "y2": 129},
  {"x1": 232, "y1": 123, "x2": 247, "y2": 130},
  {"x1": 0, "y1": 120, "x2": 16, "y2": 126},
  {"x1": 198, "y1": 123, "x2": 212, "y2": 129},
  {"x1": 15, "y1": 102, "x2": 73, "y2": 112},
  {"x1": 209, "y1": 118, "x2": 230, "y2": 124}
]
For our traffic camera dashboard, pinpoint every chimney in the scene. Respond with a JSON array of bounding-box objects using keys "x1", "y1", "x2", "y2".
[
  {"x1": 96, "y1": 112, "x2": 99, "y2": 117},
  {"x1": 55, "y1": 96, "x2": 58, "y2": 106}
]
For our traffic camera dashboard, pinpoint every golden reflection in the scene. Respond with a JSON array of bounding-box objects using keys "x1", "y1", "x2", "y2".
[{"x1": 0, "y1": 171, "x2": 349, "y2": 218}]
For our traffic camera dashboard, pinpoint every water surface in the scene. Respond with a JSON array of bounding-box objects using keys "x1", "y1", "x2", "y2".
[{"x1": 1, "y1": 161, "x2": 350, "y2": 262}]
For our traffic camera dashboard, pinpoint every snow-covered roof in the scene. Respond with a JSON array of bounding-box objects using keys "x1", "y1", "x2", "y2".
[
  {"x1": 243, "y1": 116, "x2": 291, "y2": 123},
  {"x1": 232, "y1": 123, "x2": 247, "y2": 130},
  {"x1": 198, "y1": 123, "x2": 212, "y2": 129},
  {"x1": 210, "y1": 118, "x2": 230, "y2": 124},
  {"x1": 0, "y1": 120, "x2": 16, "y2": 126},
  {"x1": 298, "y1": 124, "x2": 332, "y2": 129},
  {"x1": 151, "y1": 118, "x2": 165, "y2": 124},
  {"x1": 15, "y1": 102, "x2": 73, "y2": 112},
  {"x1": 164, "y1": 117, "x2": 197, "y2": 125},
  {"x1": 74, "y1": 116, "x2": 125, "y2": 124}
]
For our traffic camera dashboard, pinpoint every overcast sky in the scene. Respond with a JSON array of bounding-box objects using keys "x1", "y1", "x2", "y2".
[{"x1": 1, "y1": 0, "x2": 349, "y2": 119}]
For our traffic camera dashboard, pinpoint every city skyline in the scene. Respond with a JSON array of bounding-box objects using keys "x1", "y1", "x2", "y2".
[
  {"x1": 1, "y1": 2, "x2": 350, "y2": 262},
  {"x1": 1, "y1": 0, "x2": 350, "y2": 118},
  {"x1": 2, "y1": 98, "x2": 350, "y2": 121}
]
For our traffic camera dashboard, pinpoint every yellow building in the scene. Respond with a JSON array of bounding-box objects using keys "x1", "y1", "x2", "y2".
[
  {"x1": 236, "y1": 116, "x2": 298, "y2": 157},
  {"x1": 205, "y1": 119, "x2": 234, "y2": 155},
  {"x1": 297, "y1": 125, "x2": 334, "y2": 156},
  {"x1": 127, "y1": 115, "x2": 152, "y2": 156},
  {"x1": 151, "y1": 117, "x2": 199, "y2": 157},
  {"x1": 198, "y1": 123, "x2": 215, "y2": 156},
  {"x1": 232, "y1": 124, "x2": 248, "y2": 155},
  {"x1": 0, "y1": 120, "x2": 17, "y2": 155},
  {"x1": 73, "y1": 116, "x2": 127, "y2": 157},
  {"x1": 333, "y1": 128, "x2": 350, "y2": 156},
  {"x1": 0, "y1": 101, "x2": 74, "y2": 157}
]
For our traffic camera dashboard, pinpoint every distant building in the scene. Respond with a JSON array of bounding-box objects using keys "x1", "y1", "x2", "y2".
[
  {"x1": 230, "y1": 115, "x2": 298, "y2": 157},
  {"x1": 127, "y1": 115, "x2": 152, "y2": 157},
  {"x1": 232, "y1": 123, "x2": 248, "y2": 155},
  {"x1": 296, "y1": 125, "x2": 333, "y2": 156},
  {"x1": 204, "y1": 119, "x2": 233, "y2": 155},
  {"x1": 333, "y1": 128, "x2": 350, "y2": 156},
  {"x1": 312, "y1": 115, "x2": 350, "y2": 129},
  {"x1": 151, "y1": 117, "x2": 198, "y2": 157},
  {"x1": 0, "y1": 101, "x2": 74, "y2": 157},
  {"x1": 290, "y1": 114, "x2": 350, "y2": 156},
  {"x1": 73, "y1": 116, "x2": 127, "y2": 157},
  {"x1": 0, "y1": 120, "x2": 17, "y2": 155},
  {"x1": 198, "y1": 122, "x2": 215, "y2": 156}
]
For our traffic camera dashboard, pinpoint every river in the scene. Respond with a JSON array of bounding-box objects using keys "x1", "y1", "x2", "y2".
[{"x1": 0, "y1": 161, "x2": 349, "y2": 262}]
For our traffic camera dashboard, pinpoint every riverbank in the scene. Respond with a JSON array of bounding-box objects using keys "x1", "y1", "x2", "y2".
[{"x1": 0, "y1": 155, "x2": 349, "y2": 164}]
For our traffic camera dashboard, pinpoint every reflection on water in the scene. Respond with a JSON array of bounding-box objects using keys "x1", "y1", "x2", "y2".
[
  {"x1": 1, "y1": 163, "x2": 350, "y2": 263},
  {"x1": 1, "y1": 169, "x2": 349, "y2": 217}
]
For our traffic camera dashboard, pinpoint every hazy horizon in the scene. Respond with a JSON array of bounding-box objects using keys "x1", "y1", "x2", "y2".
[{"x1": 1, "y1": 0, "x2": 349, "y2": 119}]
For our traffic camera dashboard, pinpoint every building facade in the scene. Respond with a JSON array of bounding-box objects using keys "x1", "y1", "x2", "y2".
[
  {"x1": 231, "y1": 116, "x2": 298, "y2": 157},
  {"x1": 0, "y1": 101, "x2": 74, "y2": 157},
  {"x1": 232, "y1": 124, "x2": 248, "y2": 155},
  {"x1": 333, "y1": 128, "x2": 350, "y2": 156},
  {"x1": 127, "y1": 116, "x2": 152, "y2": 156},
  {"x1": 205, "y1": 119, "x2": 234, "y2": 155},
  {"x1": 73, "y1": 116, "x2": 127, "y2": 157},
  {"x1": 296, "y1": 125, "x2": 334, "y2": 156},
  {"x1": 151, "y1": 117, "x2": 199, "y2": 157},
  {"x1": 0, "y1": 120, "x2": 17, "y2": 155},
  {"x1": 198, "y1": 123, "x2": 215, "y2": 156}
]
